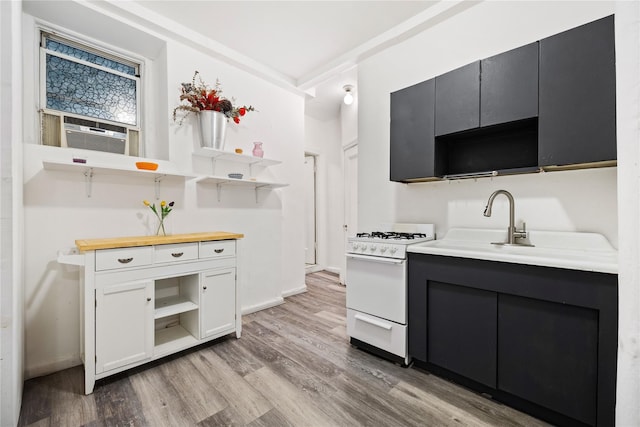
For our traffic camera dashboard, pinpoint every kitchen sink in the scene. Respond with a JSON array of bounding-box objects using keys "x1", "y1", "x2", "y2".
[{"x1": 407, "y1": 228, "x2": 618, "y2": 273}]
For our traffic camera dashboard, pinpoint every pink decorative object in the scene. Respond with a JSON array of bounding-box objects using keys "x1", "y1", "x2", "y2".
[{"x1": 252, "y1": 142, "x2": 264, "y2": 158}]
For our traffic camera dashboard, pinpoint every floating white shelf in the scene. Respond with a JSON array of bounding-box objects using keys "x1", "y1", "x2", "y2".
[
  {"x1": 195, "y1": 175, "x2": 288, "y2": 202},
  {"x1": 42, "y1": 159, "x2": 195, "y2": 198},
  {"x1": 154, "y1": 295, "x2": 198, "y2": 319},
  {"x1": 193, "y1": 147, "x2": 281, "y2": 167}
]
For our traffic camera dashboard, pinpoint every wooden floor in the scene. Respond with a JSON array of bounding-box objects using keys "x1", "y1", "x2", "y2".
[{"x1": 19, "y1": 271, "x2": 549, "y2": 427}]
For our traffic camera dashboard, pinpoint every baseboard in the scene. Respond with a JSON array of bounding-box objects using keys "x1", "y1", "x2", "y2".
[
  {"x1": 282, "y1": 285, "x2": 307, "y2": 298},
  {"x1": 305, "y1": 264, "x2": 324, "y2": 273},
  {"x1": 324, "y1": 266, "x2": 341, "y2": 275},
  {"x1": 241, "y1": 297, "x2": 285, "y2": 315},
  {"x1": 25, "y1": 357, "x2": 82, "y2": 380}
]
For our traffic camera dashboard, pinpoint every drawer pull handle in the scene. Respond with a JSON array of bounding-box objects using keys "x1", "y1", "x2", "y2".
[
  {"x1": 214, "y1": 249, "x2": 224, "y2": 254},
  {"x1": 117, "y1": 258, "x2": 134, "y2": 264},
  {"x1": 171, "y1": 252, "x2": 184, "y2": 258},
  {"x1": 354, "y1": 314, "x2": 393, "y2": 330}
]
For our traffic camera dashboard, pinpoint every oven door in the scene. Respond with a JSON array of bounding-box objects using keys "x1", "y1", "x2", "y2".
[{"x1": 346, "y1": 253, "x2": 407, "y2": 324}]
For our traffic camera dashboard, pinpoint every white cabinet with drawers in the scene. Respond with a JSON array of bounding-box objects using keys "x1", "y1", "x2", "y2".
[{"x1": 69, "y1": 232, "x2": 243, "y2": 394}]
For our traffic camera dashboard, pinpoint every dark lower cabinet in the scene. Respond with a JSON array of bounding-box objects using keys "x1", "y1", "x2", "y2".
[
  {"x1": 408, "y1": 253, "x2": 617, "y2": 427},
  {"x1": 428, "y1": 282, "x2": 496, "y2": 387},
  {"x1": 498, "y1": 295, "x2": 598, "y2": 426}
]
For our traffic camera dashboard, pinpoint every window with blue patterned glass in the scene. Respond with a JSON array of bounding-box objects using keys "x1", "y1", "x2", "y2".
[{"x1": 41, "y1": 33, "x2": 140, "y2": 126}]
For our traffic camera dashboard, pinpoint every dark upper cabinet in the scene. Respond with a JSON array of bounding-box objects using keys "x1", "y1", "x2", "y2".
[
  {"x1": 390, "y1": 79, "x2": 436, "y2": 182},
  {"x1": 539, "y1": 15, "x2": 616, "y2": 167},
  {"x1": 434, "y1": 62, "x2": 480, "y2": 136},
  {"x1": 481, "y1": 42, "x2": 539, "y2": 127}
]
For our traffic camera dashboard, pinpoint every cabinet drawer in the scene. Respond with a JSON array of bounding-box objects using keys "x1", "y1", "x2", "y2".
[
  {"x1": 154, "y1": 243, "x2": 198, "y2": 264},
  {"x1": 347, "y1": 309, "x2": 406, "y2": 359},
  {"x1": 199, "y1": 240, "x2": 235, "y2": 259},
  {"x1": 96, "y1": 246, "x2": 153, "y2": 271}
]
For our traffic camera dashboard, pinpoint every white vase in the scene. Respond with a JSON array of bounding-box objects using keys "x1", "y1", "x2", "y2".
[{"x1": 199, "y1": 110, "x2": 227, "y2": 150}]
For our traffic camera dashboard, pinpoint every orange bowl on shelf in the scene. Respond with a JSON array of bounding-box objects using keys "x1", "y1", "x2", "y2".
[
  {"x1": 235, "y1": 148, "x2": 243, "y2": 154},
  {"x1": 136, "y1": 161, "x2": 158, "y2": 171}
]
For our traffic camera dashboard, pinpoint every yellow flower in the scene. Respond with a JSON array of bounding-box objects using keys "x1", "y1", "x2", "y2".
[
  {"x1": 161, "y1": 200, "x2": 166, "y2": 207},
  {"x1": 143, "y1": 200, "x2": 150, "y2": 206}
]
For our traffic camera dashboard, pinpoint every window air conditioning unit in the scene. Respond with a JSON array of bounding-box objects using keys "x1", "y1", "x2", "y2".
[{"x1": 41, "y1": 111, "x2": 140, "y2": 156}]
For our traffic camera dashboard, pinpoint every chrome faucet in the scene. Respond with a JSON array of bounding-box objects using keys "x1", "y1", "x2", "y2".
[{"x1": 483, "y1": 190, "x2": 532, "y2": 246}]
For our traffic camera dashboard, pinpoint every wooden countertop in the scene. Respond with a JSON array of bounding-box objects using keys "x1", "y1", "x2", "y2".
[{"x1": 75, "y1": 231, "x2": 244, "y2": 251}]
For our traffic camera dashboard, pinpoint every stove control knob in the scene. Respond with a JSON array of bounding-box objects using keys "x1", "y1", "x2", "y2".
[
  {"x1": 390, "y1": 246, "x2": 398, "y2": 254},
  {"x1": 370, "y1": 245, "x2": 377, "y2": 252},
  {"x1": 380, "y1": 245, "x2": 388, "y2": 253},
  {"x1": 352, "y1": 243, "x2": 359, "y2": 250},
  {"x1": 361, "y1": 244, "x2": 368, "y2": 251}
]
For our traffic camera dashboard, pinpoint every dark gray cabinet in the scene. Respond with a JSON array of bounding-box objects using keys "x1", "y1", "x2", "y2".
[
  {"x1": 390, "y1": 79, "x2": 436, "y2": 181},
  {"x1": 498, "y1": 294, "x2": 598, "y2": 426},
  {"x1": 434, "y1": 62, "x2": 480, "y2": 136},
  {"x1": 539, "y1": 15, "x2": 616, "y2": 167},
  {"x1": 408, "y1": 253, "x2": 617, "y2": 427},
  {"x1": 428, "y1": 282, "x2": 496, "y2": 388},
  {"x1": 481, "y1": 42, "x2": 538, "y2": 127}
]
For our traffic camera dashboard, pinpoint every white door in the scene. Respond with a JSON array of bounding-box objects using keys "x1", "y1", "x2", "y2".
[
  {"x1": 200, "y1": 268, "x2": 236, "y2": 338},
  {"x1": 95, "y1": 280, "x2": 153, "y2": 374},
  {"x1": 304, "y1": 154, "x2": 317, "y2": 265},
  {"x1": 342, "y1": 144, "x2": 358, "y2": 284}
]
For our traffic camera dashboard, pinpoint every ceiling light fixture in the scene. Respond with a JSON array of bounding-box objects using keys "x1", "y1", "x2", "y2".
[{"x1": 343, "y1": 85, "x2": 354, "y2": 105}]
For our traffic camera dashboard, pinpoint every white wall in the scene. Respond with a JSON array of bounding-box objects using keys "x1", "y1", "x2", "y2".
[
  {"x1": 614, "y1": 1, "x2": 640, "y2": 424},
  {"x1": 304, "y1": 115, "x2": 344, "y2": 273},
  {"x1": 21, "y1": 3, "x2": 305, "y2": 378},
  {"x1": 0, "y1": 1, "x2": 24, "y2": 424}
]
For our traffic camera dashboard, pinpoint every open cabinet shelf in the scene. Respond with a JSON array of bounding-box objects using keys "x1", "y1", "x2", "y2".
[{"x1": 193, "y1": 147, "x2": 281, "y2": 167}]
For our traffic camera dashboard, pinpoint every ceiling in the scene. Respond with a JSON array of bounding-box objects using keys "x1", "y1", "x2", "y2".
[{"x1": 131, "y1": 1, "x2": 441, "y2": 120}]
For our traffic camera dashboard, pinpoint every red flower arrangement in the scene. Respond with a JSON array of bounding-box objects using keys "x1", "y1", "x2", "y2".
[{"x1": 172, "y1": 71, "x2": 255, "y2": 125}]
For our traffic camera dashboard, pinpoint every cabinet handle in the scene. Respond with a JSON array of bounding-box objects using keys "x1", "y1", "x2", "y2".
[
  {"x1": 214, "y1": 249, "x2": 224, "y2": 254},
  {"x1": 203, "y1": 286, "x2": 207, "y2": 290},
  {"x1": 117, "y1": 257, "x2": 133, "y2": 264},
  {"x1": 146, "y1": 298, "x2": 151, "y2": 302},
  {"x1": 171, "y1": 252, "x2": 184, "y2": 258}
]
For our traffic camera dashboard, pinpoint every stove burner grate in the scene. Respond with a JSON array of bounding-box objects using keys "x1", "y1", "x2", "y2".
[{"x1": 355, "y1": 231, "x2": 427, "y2": 240}]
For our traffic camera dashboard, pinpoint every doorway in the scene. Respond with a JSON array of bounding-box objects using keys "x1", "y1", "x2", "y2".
[
  {"x1": 304, "y1": 154, "x2": 317, "y2": 268},
  {"x1": 341, "y1": 143, "x2": 358, "y2": 285}
]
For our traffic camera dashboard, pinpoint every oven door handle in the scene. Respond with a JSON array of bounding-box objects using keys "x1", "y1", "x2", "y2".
[
  {"x1": 346, "y1": 254, "x2": 405, "y2": 264},
  {"x1": 354, "y1": 313, "x2": 393, "y2": 330}
]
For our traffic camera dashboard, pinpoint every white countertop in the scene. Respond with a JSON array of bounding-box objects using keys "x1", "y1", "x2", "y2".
[{"x1": 407, "y1": 228, "x2": 618, "y2": 274}]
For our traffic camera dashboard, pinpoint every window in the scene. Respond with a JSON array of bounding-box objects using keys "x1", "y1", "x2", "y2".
[{"x1": 40, "y1": 32, "x2": 142, "y2": 156}]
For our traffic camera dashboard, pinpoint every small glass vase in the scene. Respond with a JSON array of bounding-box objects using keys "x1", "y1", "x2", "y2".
[
  {"x1": 252, "y1": 142, "x2": 264, "y2": 158},
  {"x1": 155, "y1": 216, "x2": 170, "y2": 236}
]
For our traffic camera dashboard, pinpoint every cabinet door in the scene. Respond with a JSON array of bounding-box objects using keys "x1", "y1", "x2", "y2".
[
  {"x1": 390, "y1": 79, "x2": 436, "y2": 182},
  {"x1": 95, "y1": 280, "x2": 153, "y2": 374},
  {"x1": 200, "y1": 268, "x2": 236, "y2": 339},
  {"x1": 481, "y1": 42, "x2": 538, "y2": 127},
  {"x1": 498, "y1": 294, "x2": 598, "y2": 426},
  {"x1": 539, "y1": 15, "x2": 616, "y2": 167},
  {"x1": 435, "y1": 61, "x2": 480, "y2": 136},
  {"x1": 427, "y1": 281, "x2": 497, "y2": 387}
]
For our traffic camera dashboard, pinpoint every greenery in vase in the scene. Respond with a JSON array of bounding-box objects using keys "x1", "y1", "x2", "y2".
[
  {"x1": 144, "y1": 199, "x2": 174, "y2": 236},
  {"x1": 172, "y1": 71, "x2": 255, "y2": 125}
]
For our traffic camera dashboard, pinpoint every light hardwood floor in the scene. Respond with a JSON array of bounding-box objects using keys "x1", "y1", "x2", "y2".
[{"x1": 18, "y1": 271, "x2": 549, "y2": 426}]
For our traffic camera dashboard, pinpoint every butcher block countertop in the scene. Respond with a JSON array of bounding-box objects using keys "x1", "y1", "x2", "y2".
[{"x1": 75, "y1": 231, "x2": 244, "y2": 251}]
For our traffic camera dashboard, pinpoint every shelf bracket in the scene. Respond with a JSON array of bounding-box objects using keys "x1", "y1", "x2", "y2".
[
  {"x1": 84, "y1": 168, "x2": 94, "y2": 198},
  {"x1": 211, "y1": 157, "x2": 217, "y2": 176},
  {"x1": 154, "y1": 175, "x2": 165, "y2": 200},
  {"x1": 217, "y1": 183, "x2": 222, "y2": 202}
]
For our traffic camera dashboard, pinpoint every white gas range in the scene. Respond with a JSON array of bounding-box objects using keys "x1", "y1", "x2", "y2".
[{"x1": 345, "y1": 223, "x2": 435, "y2": 365}]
